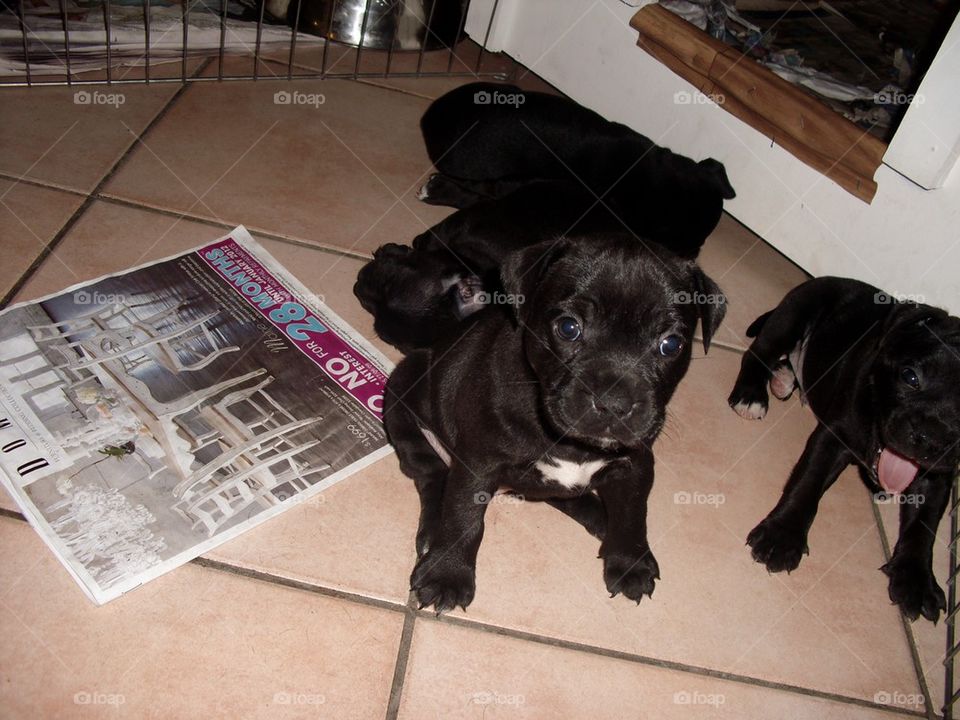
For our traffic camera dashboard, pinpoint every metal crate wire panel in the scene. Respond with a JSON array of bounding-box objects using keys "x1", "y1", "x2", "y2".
[
  {"x1": 1, "y1": 0, "x2": 503, "y2": 86},
  {"x1": 946, "y1": 474, "x2": 960, "y2": 719}
]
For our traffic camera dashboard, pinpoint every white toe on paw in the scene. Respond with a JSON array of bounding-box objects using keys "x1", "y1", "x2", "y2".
[
  {"x1": 416, "y1": 184, "x2": 430, "y2": 200},
  {"x1": 733, "y1": 401, "x2": 767, "y2": 420}
]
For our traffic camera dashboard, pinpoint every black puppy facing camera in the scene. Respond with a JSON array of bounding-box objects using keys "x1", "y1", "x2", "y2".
[
  {"x1": 383, "y1": 234, "x2": 726, "y2": 613},
  {"x1": 729, "y1": 277, "x2": 960, "y2": 622}
]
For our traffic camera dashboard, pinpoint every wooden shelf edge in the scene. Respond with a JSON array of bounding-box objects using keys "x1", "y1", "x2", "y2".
[{"x1": 631, "y1": 5, "x2": 882, "y2": 204}]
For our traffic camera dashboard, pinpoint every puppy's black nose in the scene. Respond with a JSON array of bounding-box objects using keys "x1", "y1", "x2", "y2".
[
  {"x1": 910, "y1": 429, "x2": 933, "y2": 454},
  {"x1": 592, "y1": 394, "x2": 637, "y2": 419},
  {"x1": 907, "y1": 417, "x2": 949, "y2": 460},
  {"x1": 586, "y1": 368, "x2": 643, "y2": 419}
]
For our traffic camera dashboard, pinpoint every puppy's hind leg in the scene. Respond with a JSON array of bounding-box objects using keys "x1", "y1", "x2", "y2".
[
  {"x1": 729, "y1": 348, "x2": 778, "y2": 420},
  {"x1": 383, "y1": 354, "x2": 449, "y2": 558},
  {"x1": 729, "y1": 299, "x2": 812, "y2": 420}
]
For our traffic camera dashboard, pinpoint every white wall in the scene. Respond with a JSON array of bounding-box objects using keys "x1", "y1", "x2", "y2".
[
  {"x1": 885, "y1": 18, "x2": 960, "y2": 189},
  {"x1": 467, "y1": 0, "x2": 960, "y2": 314}
]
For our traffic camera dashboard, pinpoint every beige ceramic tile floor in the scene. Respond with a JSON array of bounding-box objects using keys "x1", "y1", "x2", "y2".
[{"x1": 0, "y1": 66, "x2": 950, "y2": 720}]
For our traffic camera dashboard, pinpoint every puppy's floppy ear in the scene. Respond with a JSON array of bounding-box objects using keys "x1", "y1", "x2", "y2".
[
  {"x1": 879, "y1": 301, "x2": 947, "y2": 348},
  {"x1": 689, "y1": 264, "x2": 726, "y2": 353},
  {"x1": 500, "y1": 238, "x2": 571, "y2": 320},
  {"x1": 697, "y1": 158, "x2": 736, "y2": 200}
]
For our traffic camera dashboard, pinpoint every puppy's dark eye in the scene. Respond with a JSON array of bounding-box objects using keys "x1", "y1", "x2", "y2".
[
  {"x1": 900, "y1": 366, "x2": 920, "y2": 390},
  {"x1": 659, "y1": 334, "x2": 684, "y2": 357},
  {"x1": 555, "y1": 316, "x2": 582, "y2": 342}
]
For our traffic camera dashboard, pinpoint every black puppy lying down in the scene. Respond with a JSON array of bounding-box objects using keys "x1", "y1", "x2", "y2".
[
  {"x1": 354, "y1": 180, "x2": 694, "y2": 354},
  {"x1": 729, "y1": 278, "x2": 960, "y2": 622},
  {"x1": 383, "y1": 234, "x2": 726, "y2": 613},
  {"x1": 353, "y1": 82, "x2": 735, "y2": 353},
  {"x1": 419, "y1": 82, "x2": 736, "y2": 257}
]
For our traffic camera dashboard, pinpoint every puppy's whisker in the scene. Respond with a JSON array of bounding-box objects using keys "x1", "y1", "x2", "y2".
[
  {"x1": 658, "y1": 423, "x2": 676, "y2": 442},
  {"x1": 658, "y1": 411, "x2": 679, "y2": 441}
]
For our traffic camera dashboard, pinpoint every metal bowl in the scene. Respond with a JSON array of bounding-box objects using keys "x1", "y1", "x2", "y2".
[{"x1": 295, "y1": 0, "x2": 467, "y2": 51}]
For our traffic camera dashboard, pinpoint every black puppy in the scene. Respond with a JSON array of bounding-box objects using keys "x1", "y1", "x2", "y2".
[
  {"x1": 418, "y1": 82, "x2": 736, "y2": 257},
  {"x1": 383, "y1": 234, "x2": 726, "y2": 613},
  {"x1": 354, "y1": 179, "x2": 697, "y2": 354},
  {"x1": 728, "y1": 278, "x2": 960, "y2": 622}
]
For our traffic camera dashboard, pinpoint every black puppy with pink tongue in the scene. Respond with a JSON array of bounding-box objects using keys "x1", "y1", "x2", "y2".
[{"x1": 728, "y1": 276, "x2": 960, "y2": 622}]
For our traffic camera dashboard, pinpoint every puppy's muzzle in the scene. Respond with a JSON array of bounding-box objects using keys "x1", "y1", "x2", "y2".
[
  {"x1": 886, "y1": 412, "x2": 959, "y2": 469},
  {"x1": 560, "y1": 370, "x2": 660, "y2": 446}
]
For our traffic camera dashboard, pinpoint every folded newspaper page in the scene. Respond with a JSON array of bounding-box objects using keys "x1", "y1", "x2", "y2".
[{"x1": 0, "y1": 226, "x2": 392, "y2": 604}]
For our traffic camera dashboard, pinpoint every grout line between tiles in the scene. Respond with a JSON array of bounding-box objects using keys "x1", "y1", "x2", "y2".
[
  {"x1": 420, "y1": 612, "x2": 927, "y2": 718},
  {"x1": 0, "y1": 511, "x2": 925, "y2": 716},
  {"x1": 2, "y1": 191, "x2": 95, "y2": 309},
  {"x1": 0, "y1": 171, "x2": 764, "y2": 306},
  {"x1": 350, "y1": 75, "x2": 509, "y2": 103},
  {"x1": 354, "y1": 79, "x2": 454, "y2": 102},
  {"x1": 185, "y1": 543, "x2": 928, "y2": 718},
  {"x1": 3, "y1": 65, "x2": 381, "y2": 301},
  {"x1": 0, "y1": 507, "x2": 25, "y2": 522},
  {"x1": 92, "y1": 194, "x2": 374, "y2": 261},
  {"x1": 384, "y1": 605, "x2": 417, "y2": 720},
  {"x1": 871, "y1": 501, "x2": 940, "y2": 720},
  {"x1": 0, "y1": 171, "x2": 89, "y2": 198},
  {"x1": 190, "y1": 556, "x2": 406, "y2": 613},
  {"x1": 0, "y1": 60, "x2": 212, "y2": 309},
  {"x1": 706, "y1": 339, "x2": 747, "y2": 355}
]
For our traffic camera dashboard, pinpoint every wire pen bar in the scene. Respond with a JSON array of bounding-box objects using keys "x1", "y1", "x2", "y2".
[
  {"x1": 1, "y1": 0, "x2": 503, "y2": 86},
  {"x1": 945, "y1": 475, "x2": 960, "y2": 719}
]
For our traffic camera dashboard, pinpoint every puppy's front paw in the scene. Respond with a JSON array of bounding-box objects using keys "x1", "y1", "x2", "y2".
[
  {"x1": 410, "y1": 552, "x2": 476, "y2": 614},
  {"x1": 747, "y1": 517, "x2": 808, "y2": 573},
  {"x1": 882, "y1": 556, "x2": 946, "y2": 623},
  {"x1": 728, "y1": 381, "x2": 769, "y2": 420},
  {"x1": 603, "y1": 551, "x2": 660, "y2": 603}
]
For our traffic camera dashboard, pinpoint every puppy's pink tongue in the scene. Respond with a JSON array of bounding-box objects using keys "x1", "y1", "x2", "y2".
[{"x1": 878, "y1": 448, "x2": 920, "y2": 493}]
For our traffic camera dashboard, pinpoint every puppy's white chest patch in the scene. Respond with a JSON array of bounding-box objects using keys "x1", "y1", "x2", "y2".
[{"x1": 535, "y1": 457, "x2": 608, "y2": 489}]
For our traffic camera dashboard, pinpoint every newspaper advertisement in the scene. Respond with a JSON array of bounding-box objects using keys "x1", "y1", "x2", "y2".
[{"x1": 0, "y1": 226, "x2": 392, "y2": 604}]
